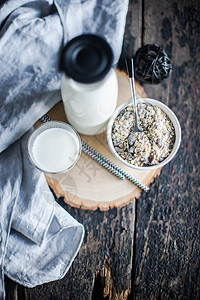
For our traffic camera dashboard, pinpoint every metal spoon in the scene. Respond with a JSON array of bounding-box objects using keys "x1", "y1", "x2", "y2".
[{"x1": 125, "y1": 58, "x2": 142, "y2": 151}]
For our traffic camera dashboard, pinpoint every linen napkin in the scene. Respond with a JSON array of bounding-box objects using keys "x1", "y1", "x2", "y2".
[{"x1": 0, "y1": 129, "x2": 84, "y2": 296}]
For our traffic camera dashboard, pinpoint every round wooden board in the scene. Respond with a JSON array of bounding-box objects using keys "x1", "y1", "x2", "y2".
[{"x1": 36, "y1": 70, "x2": 161, "y2": 210}]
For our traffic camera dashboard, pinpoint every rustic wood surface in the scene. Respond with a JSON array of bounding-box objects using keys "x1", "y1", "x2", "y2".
[
  {"x1": 119, "y1": 0, "x2": 200, "y2": 299},
  {"x1": 42, "y1": 71, "x2": 160, "y2": 211},
  {"x1": 5, "y1": 0, "x2": 200, "y2": 299}
]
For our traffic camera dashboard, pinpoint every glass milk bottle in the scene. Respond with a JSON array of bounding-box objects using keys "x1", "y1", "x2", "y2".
[{"x1": 59, "y1": 34, "x2": 118, "y2": 135}]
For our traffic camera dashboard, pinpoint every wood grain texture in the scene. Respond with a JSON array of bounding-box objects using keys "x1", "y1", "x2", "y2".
[
  {"x1": 118, "y1": 0, "x2": 143, "y2": 70},
  {"x1": 23, "y1": 200, "x2": 136, "y2": 300},
  {"x1": 43, "y1": 70, "x2": 160, "y2": 211},
  {"x1": 5, "y1": 0, "x2": 200, "y2": 299},
  {"x1": 127, "y1": 0, "x2": 200, "y2": 299}
]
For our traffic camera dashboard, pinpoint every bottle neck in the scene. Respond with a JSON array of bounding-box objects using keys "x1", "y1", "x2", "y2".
[{"x1": 64, "y1": 69, "x2": 114, "y2": 92}]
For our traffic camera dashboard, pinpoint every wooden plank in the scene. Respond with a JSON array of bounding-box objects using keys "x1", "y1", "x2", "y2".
[
  {"x1": 5, "y1": 276, "x2": 25, "y2": 300},
  {"x1": 131, "y1": 0, "x2": 200, "y2": 299},
  {"x1": 118, "y1": 0, "x2": 143, "y2": 69},
  {"x1": 140, "y1": 0, "x2": 174, "y2": 103},
  {"x1": 24, "y1": 200, "x2": 136, "y2": 300}
]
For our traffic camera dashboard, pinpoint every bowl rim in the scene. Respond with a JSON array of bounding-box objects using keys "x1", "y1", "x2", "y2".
[
  {"x1": 107, "y1": 98, "x2": 181, "y2": 170},
  {"x1": 27, "y1": 121, "x2": 82, "y2": 174}
]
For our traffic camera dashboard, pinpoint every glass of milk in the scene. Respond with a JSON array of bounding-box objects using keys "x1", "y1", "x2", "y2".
[{"x1": 28, "y1": 121, "x2": 82, "y2": 174}]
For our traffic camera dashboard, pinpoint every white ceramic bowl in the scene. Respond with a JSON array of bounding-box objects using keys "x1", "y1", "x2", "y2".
[{"x1": 107, "y1": 98, "x2": 181, "y2": 170}]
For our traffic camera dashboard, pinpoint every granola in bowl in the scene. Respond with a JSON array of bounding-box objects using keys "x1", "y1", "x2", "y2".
[
  {"x1": 112, "y1": 103, "x2": 175, "y2": 167},
  {"x1": 107, "y1": 98, "x2": 181, "y2": 170}
]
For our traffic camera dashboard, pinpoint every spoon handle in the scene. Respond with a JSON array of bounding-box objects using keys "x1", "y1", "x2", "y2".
[
  {"x1": 125, "y1": 57, "x2": 134, "y2": 78},
  {"x1": 125, "y1": 58, "x2": 139, "y2": 130}
]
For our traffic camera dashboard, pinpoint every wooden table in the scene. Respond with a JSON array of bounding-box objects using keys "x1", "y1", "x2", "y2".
[{"x1": 6, "y1": 0, "x2": 200, "y2": 299}]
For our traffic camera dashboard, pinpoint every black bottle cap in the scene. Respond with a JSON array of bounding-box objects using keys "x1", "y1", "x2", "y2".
[{"x1": 59, "y1": 34, "x2": 113, "y2": 83}]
